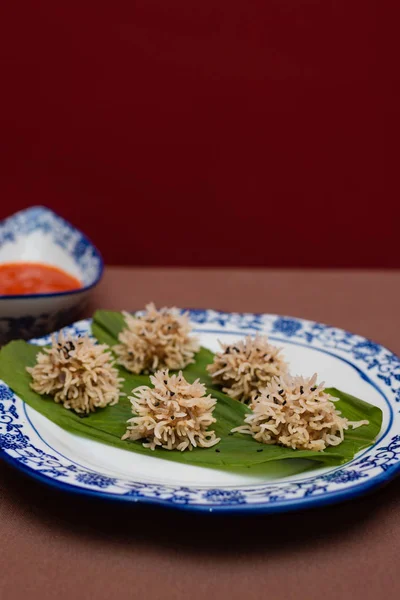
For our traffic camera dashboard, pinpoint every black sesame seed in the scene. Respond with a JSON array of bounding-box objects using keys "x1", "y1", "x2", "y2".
[
  {"x1": 256, "y1": 448, "x2": 263, "y2": 452},
  {"x1": 170, "y1": 415, "x2": 175, "y2": 420},
  {"x1": 170, "y1": 392, "x2": 175, "y2": 396},
  {"x1": 224, "y1": 348, "x2": 231, "y2": 354},
  {"x1": 278, "y1": 389, "x2": 284, "y2": 395},
  {"x1": 228, "y1": 432, "x2": 233, "y2": 436},
  {"x1": 233, "y1": 347, "x2": 239, "y2": 352},
  {"x1": 300, "y1": 386, "x2": 304, "y2": 394},
  {"x1": 215, "y1": 449, "x2": 221, "y2": 452},
  {"x1": 164, "y1": 380, "x2": 168, "y2": 384},
  {"x1": 311, "y1": 386, "x2": 317, "y2": 391}
]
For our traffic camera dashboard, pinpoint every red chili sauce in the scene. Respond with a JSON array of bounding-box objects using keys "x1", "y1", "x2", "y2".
[{"x1": 0, "y1": 262, "x2": 82, "y2": 295}]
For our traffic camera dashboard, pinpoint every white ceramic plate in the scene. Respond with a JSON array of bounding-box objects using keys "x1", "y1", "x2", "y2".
[{"x1": 1, "y1": 310, "x2": 399, "y2": 513}]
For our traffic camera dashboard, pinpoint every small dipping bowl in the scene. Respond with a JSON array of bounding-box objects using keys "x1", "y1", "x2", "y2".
[{"x1": 0, "y1": 206, "x2": 104, "y2": 344}]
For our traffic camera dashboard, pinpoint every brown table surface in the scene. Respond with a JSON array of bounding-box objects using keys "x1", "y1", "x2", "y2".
[{"x1": 1, "y1": 267, "x2": 400, "y2": 600}]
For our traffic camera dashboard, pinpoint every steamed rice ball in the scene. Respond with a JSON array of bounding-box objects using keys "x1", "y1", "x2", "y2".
[
  {"x1": 233, "y1": 373, "x2": 369, "y2": 451},
  {"x1": 27, "y1": 332, "x2": 123, "y2": 414},
  {"x1": 114, "y1": 303, "x2": 200, "y2": 374},
  {"x1": 123, "y1": 369, "x2": 220, "y2": 451},
  {"x1": 207, "y1": 334, "x2": 288, "y2": 403}
]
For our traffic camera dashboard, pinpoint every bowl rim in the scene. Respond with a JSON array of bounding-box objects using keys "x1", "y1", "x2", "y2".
[{"x1": 0, "y1": 206, "x2": 104, "y2": 301}]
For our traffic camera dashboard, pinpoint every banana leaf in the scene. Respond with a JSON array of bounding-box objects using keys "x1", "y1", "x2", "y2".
[{"x1": 0, "y1": 310, "x2": 382, "y2": 477}]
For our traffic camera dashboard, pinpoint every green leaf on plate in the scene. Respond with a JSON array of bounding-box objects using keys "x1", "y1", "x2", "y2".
[{"x1": 0, "y1": 311, "x2": 383, "y2": 478}]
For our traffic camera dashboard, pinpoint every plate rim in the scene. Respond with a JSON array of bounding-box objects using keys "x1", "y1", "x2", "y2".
[{"x1": 1, "y1": 448, "x2": 397, "y2": 514}]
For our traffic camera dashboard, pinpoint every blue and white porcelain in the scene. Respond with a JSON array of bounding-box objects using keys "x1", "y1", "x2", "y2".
[
  {"x1": 0, "y1": 206, "x2": 103, "y2": 343},
  {"x1": 1, "y1": 309, "x2": 400, "y2": 513}
]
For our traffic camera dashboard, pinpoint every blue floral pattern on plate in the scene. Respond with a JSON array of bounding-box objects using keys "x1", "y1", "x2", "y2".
[{"x1": 1, "y1": 311, "x2": 400, "y2": 513}]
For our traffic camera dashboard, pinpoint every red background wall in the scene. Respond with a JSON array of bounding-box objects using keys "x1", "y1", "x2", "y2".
[{"x1": 0, "y1": 2, "x2": 397, "y2": 267}]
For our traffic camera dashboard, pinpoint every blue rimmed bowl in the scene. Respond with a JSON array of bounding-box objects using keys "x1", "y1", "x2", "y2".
[{"x1": 0, "y1": 206, "x2": 104, "y2": 344}]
